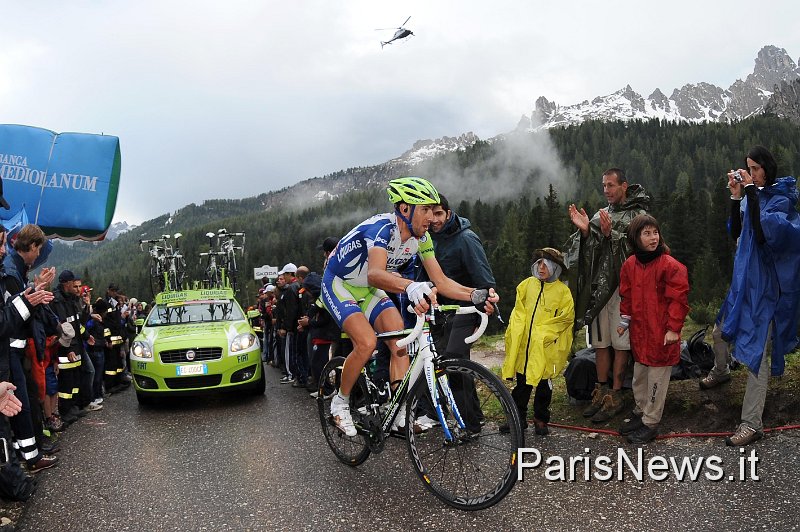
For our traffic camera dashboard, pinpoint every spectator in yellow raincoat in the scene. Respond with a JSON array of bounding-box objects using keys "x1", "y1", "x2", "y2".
[{"x1": 501, "y1": 248, "x2": 574, "y2": 436}]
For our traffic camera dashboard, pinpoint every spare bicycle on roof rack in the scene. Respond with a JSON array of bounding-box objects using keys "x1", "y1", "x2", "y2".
[
  {"x1": 139, "y1": 233, "x2": 186, "y2": 296},
  {"x1": 199, "y1": 229, "x2": 246, "y2": 292},
  {"x1": 217, "y1": 228, "x2": 245, "y2": 293},
  {"x1": 139, "y1": 228, "x2": 245, "y2": 297}
]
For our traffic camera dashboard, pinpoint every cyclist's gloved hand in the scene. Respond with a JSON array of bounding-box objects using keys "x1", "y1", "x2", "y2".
[
  {"x1": 406, "y1": 281, "x2": 434, "y2": 305},
  {"x1": 471, "y1": 288, "x2": 499, "y2": 314},
  {"x1": 470, "y1": 288, "x2": 489, "y2": 306}
]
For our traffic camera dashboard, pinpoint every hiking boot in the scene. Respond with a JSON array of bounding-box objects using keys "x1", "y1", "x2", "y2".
[
  {"x1": 618, "y1": 412, "x2": 644, "y2": 435},
  {"x1": 582, "y1": 383, "x2": 609, "y2": 418},
  {"x1": 45, "y1": 415, "x2": 65, "y2": 432},
  {"x1": 591, "y1": 390, "x2": 625, "y2": 424},
  {"x1": 36, "y1": 434, "x2": 61, "y2": 454},
  {"x1": 499, "y1": 417, "x2": 527, "y2": 434},
  {"x1": 291, "y1": 379, "x2": 306, "y2": 388},
  {"x1": 29, "y1": 455, "x2": 59, "y2": 473},
  {"x1": 329, "y1": 394, "x2": 357, "y2": 437},
  {"x1": 725, "y1": 424, "x2": 763, "y2": 447},
  {"x1": 699, "y1": 373, "x2": 731, "y2": 390},
  {"x1": 532, "y1": 418, "x2": 549, "y2": 436},
  {"x1": 61, "y1": 413, "x2": 78, "y2": 425},
  {"x1": 626, "y1": 424, "x2": 658, "y2": 444},
  {"x1": 40, "y1": 440, "x2": 61, "y2": 454}
]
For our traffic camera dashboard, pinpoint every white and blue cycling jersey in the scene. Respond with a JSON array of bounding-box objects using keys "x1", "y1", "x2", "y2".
[
  {"x1": 321, "y1": 213, "x2": 435, "y2": 328},
  {"x1": 325, "y1": 213, "x2": 434, "y2": 287}
]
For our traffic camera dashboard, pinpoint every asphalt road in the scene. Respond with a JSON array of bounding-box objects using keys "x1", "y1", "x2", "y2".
[{"x1": 16, "y1": 364, "x2": 800, "y2": 531}]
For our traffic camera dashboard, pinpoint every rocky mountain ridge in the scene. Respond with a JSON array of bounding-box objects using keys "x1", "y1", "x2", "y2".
[{"x1": 517, "y1": 45, "x2": 800, "y2": 130}]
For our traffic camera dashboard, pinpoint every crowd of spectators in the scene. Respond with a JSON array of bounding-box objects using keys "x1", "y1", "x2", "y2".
[
  {"x1": 254, "y1": 237, "x2": 343, "y2": 398},
  {"x1": 0, "y1": 222, "x2": 145, "y2": 501}
]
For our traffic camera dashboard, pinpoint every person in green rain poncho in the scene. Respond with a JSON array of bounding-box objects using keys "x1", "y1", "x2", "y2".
[{"x1": 564, "y1": 168, "x2": 650, "y2": 423}]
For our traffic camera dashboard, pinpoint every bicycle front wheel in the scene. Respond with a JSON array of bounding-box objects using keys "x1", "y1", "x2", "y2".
[
  {"x1": 317, "y1": 356, "x2": 371, "y2": 466},
  {"x1": 406, "y1": 358, "x2": 522, "y2": 511}
]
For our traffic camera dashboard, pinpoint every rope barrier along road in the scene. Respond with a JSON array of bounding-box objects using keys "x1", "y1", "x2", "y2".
[{"x1": 542, "y1": 421, "x2": 800, "y2": 440}]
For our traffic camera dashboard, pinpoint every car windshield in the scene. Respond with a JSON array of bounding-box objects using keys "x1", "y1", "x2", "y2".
[{"x1": 146, "y1": 299, "x2": 244, "y2": 326}]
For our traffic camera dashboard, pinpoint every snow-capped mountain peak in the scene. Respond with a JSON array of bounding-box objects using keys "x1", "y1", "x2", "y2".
[
  {"x1": 520, "y1": 45, "x2": 800, "y2": 131},
  {"x1": 105, "y1": 221, "x2": 136, "y2": 240},
  {"x1": 390, "y1": 132, "x2": 481, "y2": 166}
]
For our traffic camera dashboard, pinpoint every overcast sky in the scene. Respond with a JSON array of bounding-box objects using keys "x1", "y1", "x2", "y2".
[{"x1": 2, "y1": 0, "x2": 799, "y2": 225}]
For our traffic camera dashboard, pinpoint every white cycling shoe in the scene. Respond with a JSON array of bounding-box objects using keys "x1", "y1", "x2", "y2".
[
  {"x1": 416, "y1": 415, "x2": 440, "y2": 431},
  {"x1": 391, "y1": 410, "x2": 437, "y2": 434},
  {"x1": 330, "y1": 394, "x2": 357, "y2": 437}
]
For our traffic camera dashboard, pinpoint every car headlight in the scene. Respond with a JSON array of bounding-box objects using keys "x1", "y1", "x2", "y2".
[
  {"x1": 132, "y1": 340, "x2": 153, "y2": 359},
  {"x1": 230, "y1": 333, "x2": 257, "y2": 353}
]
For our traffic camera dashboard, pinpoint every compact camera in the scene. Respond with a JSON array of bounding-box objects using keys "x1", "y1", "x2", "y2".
[{"x1": 731, "y1": 170, "x2": 743, "y2": 183}]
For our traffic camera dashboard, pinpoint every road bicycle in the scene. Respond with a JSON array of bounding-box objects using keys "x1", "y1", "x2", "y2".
[
  {"x1": 139, "y1": 236, "x2": 168, "y2": 295},
  {"x1": 165, "y1": 232, "x2": 186, "y2": 291},
  {"x1": 139, "y1": 233, "x2": 186, "y2": 294},
  {"x1": 199, "y1": 231, "x2": 227, "y2": 289},
  {"x1": 317, "y1": 304, "x2": 523, "y2": 511},
  {"x1": 216, "y1": 229, "x2": 245, "y2": 292}
]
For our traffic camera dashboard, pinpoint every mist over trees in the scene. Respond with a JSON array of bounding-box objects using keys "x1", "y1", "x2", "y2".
[{"x1": 48, "y1": 116, "x2": 800, "y2": 320}]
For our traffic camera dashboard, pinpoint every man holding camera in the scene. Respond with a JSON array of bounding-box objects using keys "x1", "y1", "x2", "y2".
[{"x1": 565, "y1": 168, "x2": 650, "y2": 423}]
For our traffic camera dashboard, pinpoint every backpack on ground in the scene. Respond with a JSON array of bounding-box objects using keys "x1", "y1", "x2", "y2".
[
  {"x1": 687, "y1": 326, "x2": 715, "y2": 371},
  {"x1": 563, "y1": 348, "x2": 597, "y2": 401}
]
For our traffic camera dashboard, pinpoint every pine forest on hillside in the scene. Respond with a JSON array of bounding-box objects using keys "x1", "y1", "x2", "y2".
[{"x1": 49, "y1": 116, "x2": 800, "y2": 322}]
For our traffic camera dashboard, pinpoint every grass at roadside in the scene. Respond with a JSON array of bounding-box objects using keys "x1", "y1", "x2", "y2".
[{"x1": 475, "y1": 319, "x2": 800, "y2": 434}]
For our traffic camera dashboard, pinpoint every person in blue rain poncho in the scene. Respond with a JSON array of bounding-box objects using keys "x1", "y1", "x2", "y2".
[{"x1": 715, "y1": 146, "x2": 800, "y2": 447}]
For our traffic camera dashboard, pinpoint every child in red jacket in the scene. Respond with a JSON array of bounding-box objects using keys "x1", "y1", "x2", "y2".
[{"x1": 616, "y1": 214, "x2": 689, "y2": 443}]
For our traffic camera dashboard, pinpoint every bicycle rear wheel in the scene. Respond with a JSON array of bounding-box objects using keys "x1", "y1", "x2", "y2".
[
  {"x1": 207, "y1": 266, "x2": 219, "y2": 289},
  {"x1": 406, "y1": 358, "x2": 522, "y2": 511},
  {"x1": 317, "y1": 356, "x2": 371, "y2": 466}
]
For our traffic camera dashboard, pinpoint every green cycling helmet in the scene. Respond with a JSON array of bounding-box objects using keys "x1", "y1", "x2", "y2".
[{"x1": 387, "y1": 177, "x2": 441, "y2": 205}]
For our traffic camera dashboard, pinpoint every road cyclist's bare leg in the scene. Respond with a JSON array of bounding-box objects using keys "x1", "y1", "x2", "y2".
[
  {"x1": 372, "y1": 307, "x2": 409, "y2": 388},
  {"x1": 372, "y1": 307, "x2": 418, "y2": 432},
  {"x1": 329, "y1": 312, "x2": 377, "y2": 437}
]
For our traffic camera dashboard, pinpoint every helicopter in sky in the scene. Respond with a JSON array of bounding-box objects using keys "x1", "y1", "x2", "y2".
[{"x1": 377, "y1": 16, "x2": 414, "y2": 48}]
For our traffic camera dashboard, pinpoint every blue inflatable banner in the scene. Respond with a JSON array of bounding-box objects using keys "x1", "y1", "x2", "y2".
[{"x1": 0, "y1": 124, "x2": 121, "y2": 240}]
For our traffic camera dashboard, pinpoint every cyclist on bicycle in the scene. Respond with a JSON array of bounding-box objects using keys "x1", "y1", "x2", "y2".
[{"x1": 322, "y1": 177, "x2": 498, "y2": 436}]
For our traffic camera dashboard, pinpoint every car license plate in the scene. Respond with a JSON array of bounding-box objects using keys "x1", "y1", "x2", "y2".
[{"x1": 177, "y1": 364, "x2": 208, "y2": 376}]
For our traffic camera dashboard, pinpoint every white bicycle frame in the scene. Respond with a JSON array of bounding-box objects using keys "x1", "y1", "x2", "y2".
[{"x1": 380, "y1": 305, "x2": 488, "y2": 441}]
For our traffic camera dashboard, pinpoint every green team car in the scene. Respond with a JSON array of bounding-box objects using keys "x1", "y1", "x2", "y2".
[{"x1": 130, "y1": 288, "x2": 265, "y2": 405}]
